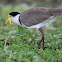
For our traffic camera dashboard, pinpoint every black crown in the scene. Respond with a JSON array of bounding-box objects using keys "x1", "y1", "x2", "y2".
[{"x1": 9, "y1": 12, "x2": 20, "y2": 17}]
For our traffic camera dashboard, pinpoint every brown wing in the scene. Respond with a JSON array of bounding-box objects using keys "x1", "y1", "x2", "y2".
[{"x1": 20, "y1": 7, "x2": 52, "y2": 26}]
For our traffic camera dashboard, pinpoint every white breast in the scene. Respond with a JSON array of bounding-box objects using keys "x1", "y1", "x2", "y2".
[{"x1": 11, "y1": 14, "x2": 21, "y2": 25}]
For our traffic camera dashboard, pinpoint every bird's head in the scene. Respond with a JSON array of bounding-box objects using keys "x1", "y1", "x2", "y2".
[{"x1": 5, "y1": 12, "x2": 20, "y2": 25}]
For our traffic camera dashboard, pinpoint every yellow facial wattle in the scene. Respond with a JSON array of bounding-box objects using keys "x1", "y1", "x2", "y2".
[{"x1": 5, "y1": 15, "x2": 13, "y2": 25}]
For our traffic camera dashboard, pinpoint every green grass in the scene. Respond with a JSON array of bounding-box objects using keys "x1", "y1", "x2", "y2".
[{"x1": 0, "y1": 4, "x2": 62, "y2": 62}]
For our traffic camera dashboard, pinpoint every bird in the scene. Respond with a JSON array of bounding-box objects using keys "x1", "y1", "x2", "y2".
[{"x1": 5, "y1": 7, "x2": 62, "y2": 50}]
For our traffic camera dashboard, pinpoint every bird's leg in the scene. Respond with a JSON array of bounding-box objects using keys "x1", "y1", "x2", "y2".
[{"x1": 38, "y1": 28, "x2": 45, "y2": 50}]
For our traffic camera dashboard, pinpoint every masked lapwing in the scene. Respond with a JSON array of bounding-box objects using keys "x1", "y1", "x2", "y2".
[{"x1": 5, "y1": 7, "x2": 62, "y2": 50}]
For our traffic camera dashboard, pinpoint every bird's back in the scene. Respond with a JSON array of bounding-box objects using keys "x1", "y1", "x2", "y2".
[{"x1": 20, "y1": 7, "x2": 62, "y2": 27}]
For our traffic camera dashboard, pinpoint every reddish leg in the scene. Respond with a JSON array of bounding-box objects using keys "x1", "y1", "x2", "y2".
[{"x1": 38, "y1": 28, "x2": 45, "y2": 50}]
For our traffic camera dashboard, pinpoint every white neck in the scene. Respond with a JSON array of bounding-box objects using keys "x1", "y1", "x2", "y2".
[{"x1": 11, "y1": 14, "x2": 20, "y2": 25}]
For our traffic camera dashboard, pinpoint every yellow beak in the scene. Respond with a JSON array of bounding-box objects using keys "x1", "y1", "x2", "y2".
[{"x1": 5, "y1": 15, "x2": 13, "y2": 25}]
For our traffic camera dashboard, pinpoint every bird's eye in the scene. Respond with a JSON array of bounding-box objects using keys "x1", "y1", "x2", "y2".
[
  {"x1": 8, "y1": 15, "x2": 11, "y2": 17},
  {"x1": 9, "y1": 15, "x2": 11, "y2": 17}
]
